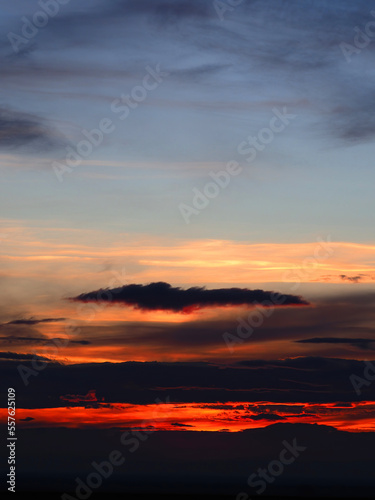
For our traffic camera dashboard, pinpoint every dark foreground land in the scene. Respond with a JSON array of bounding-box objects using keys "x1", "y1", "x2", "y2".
[
  {"x1": 4, "y1": 495, "x2": 374, "y2": 500},
  {"x1": 2, "y1": 423, "x2": 374, "y2": 498}
]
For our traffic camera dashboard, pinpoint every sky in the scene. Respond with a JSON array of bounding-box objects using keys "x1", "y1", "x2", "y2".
[{"x1": 1, "y1": 0, "x2": 375, "y2": 497}]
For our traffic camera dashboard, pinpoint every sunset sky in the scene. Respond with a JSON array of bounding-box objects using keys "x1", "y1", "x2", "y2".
[{"x1": 1, "y1": 0, "x2": 375, "y2": 497}]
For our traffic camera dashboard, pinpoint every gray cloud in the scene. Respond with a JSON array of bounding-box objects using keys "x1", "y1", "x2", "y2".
[
  {"x1": 0, "y1": 317, "x2": 66, "y2": 327},
  {"x1": 340, "y1": 274, "x2": 367, "y2": 283},
  {"x1": 0, "y1": 108, "x2": 62, "y2": 151},
  {"x1": 296, "y1": 337, "x2": 375, "y2": 350},
  {"x1": 0, "y1": 336, "x2": 90, "y2": 345},
  {"x1": 1, "y1": 0, "x2": 373, "y2": 147},
  {"x1": 0, "y1": 351, "x2": 55, "y2": 361}
]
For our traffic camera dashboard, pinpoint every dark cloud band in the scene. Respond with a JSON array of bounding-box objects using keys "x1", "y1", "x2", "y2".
[
  {"x1": 296, "y1": 337, "x2": 375, "y2": 350},
  {"x1": 0, "y1": 317, "x2": 66, "y2": 327},
  {"x1": 71, "y1": 281, "x2": 309, "y2": 312}
]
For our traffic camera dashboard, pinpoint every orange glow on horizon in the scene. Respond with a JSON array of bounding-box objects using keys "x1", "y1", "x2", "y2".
[{"x1": 3, "y1": 401, "x2": 375, "y2": 433}]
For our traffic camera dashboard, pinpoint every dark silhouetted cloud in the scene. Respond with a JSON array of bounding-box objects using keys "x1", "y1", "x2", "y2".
[
  {"x1": 0, "y1": 317, "x2": 66, "y2": 327},
  {"x1": 72, "y1": 281, "x2": 309, "y2": 312},
  {"x1": 0, "y1": 336, "x2": 90, "y2": 345},
  {"x1": 3, "y1": 356, "x2": 375, "y2": 408},
  {"x1": 296, "y1": 337, "x2": 375, "y2": 350},
  {"x1": 170, "y1": 422, "x2": 195, "y2": 427},
  {"x1": 0, "y1": 351, "x2": 55, "y2": 362},
  {"x1": 249, "y1": 413, "x2": 286, "y2": 421},
  {"x1": 340, "y1": 274, "x2": 366, "y2": 283},
  {"x1": 60, "y1": 389, "x2": 99, "y2": 404}
]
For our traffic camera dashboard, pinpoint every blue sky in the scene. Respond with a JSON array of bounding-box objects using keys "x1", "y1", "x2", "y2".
[{"x1": 0, "y1": 0, "x2": 374, "y2": 243}]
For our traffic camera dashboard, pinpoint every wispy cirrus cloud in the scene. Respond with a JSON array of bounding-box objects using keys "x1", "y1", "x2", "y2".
[
  {"x1": 0, "y1": 108, "x2": 63, "y2": 151},
  {"x1": 0, "y1": 317, "x2": 66, "y2": 327}
]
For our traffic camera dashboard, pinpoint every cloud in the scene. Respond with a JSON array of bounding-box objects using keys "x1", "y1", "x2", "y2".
[
  {"x1": 0, "y1": 317, "x2": 81, "y2": 349},
  {"x1": 170, "y1": 422, "x2": 195, "y2": 427},
  {"x1": 0, "y1": 336, "x2": 90, "y2": 345},
  {"x1": 0, "y1": 351, "x2": 55, "y2": 361},
  {"x1": 3, "y1": 356, "x2": 375, "y2": 408},
  {"x1": 319, "y1": 274, "x2": 375, "y2": 283},
  {"x1": 327, "y1": 87, "x2": 375, "y2": 144},
  {"x1": 0, "y1": 108, "x2": 62, "y2": 151},
  {"x1": 1, "y1": 0, "x2": 374, "y2": 153},
  {"x1": 0, "y1": 317, "x2": 66, "y2": 327},
  {"x1": 340, "y1": 274, "x2": 366, "y2": 283},
  {"x1": 296, "y1": 337, "x2": 375, "y2": 350},
  {"x1": 71, "y1": 281, "x2": 309, "y2": 312},
  {"x1": 60, "y1": 389, "x2": 99, "y2": 404},
  {"x1": 61, "y1": 291, "x2": 375, "y2": 365},
  {"x1": 249, "y1": 412, "x2": 286, "y2": 421}
]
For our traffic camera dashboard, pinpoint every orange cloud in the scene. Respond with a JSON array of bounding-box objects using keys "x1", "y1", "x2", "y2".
[
  {"x1": 2, "y1": 401, "x2": 375, "y2": 432},
  {"x1": 1, "y1": 225, "x2": 374, "y2": 289}
]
